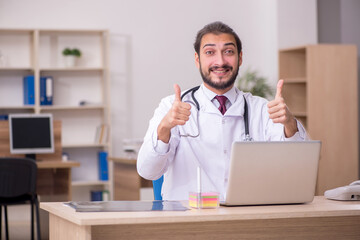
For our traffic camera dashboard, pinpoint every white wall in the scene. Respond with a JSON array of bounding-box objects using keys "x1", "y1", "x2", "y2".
[
  {"x1": 0, "y1": 0, "x2": 317, "y2": 156},
  {"x1": 277, "y1": 0, "x2": 318, "y2": 49}
]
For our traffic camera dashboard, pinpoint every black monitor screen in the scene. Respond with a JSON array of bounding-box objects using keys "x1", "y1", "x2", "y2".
[{"x1": 9, "y1": 114, "x2": 54, "y2": 155}]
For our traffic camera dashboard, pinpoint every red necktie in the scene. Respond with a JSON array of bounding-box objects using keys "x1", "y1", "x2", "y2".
[{"x1": 215, "y1": 95, "x2": 228, "y2": 115}]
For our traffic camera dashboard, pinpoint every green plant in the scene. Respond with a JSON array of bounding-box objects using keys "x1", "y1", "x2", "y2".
[
  {"x1": 236, "y1": 68, "x2": 274, "y2": 100},
  {"x1": 62, "y1": 48, "x2": 81, "y2": 57}
]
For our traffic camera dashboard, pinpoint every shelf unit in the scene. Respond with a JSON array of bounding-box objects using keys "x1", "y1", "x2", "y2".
[
  {"x1": 0, "y1": 29, "x2": 112, "y2": 201},
  {"x1": 279, "y1": 44, "x2": 358, "y2": 195}
]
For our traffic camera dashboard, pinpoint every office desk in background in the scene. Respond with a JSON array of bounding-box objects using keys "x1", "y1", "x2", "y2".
[
  {"x1": 0, "y1": 121, "x2": 80, "y2": 201},
  {"x1": 37, "y1": 161, "x2": 80, "y2": 201},
  {"x1": 41, "y1": 196, "x2": 360, "y2": 240},
  {"x1": 109, "y1": 157, "x2": 152, "y2": 200}
]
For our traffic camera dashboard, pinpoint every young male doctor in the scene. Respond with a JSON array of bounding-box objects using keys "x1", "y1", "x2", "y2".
[{"x1": 137, "y1": 21, "x2": 308, "y2": 201}]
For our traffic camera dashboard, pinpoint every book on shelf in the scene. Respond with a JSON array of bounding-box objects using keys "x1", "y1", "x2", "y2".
[
  {"x1": 40, "y1": 76, "x2": 53, "y2": 105},
  {"x1": 94, "y1": 124, "x2": 109, "y2": 144},
  {"x1": 91, "y1": 190, "x2": 103, "y2": 201},
  {"x1": 0, "y1": 115, "x2": 8, "y2": 121},
  {"x1": 98, "y1": 151, "x2": 108, "y2": 181},
  {"x1": 90, "y1": 190, "x2": 110, "y2": 201},
  {"x1": 23, "y1": 75, "x2": 35, "y2": 105}
]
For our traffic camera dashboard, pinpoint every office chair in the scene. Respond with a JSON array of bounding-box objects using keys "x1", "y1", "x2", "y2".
[
  {"x1": 0, "y1": 158, "x2": 41, "y2": 240},
  {"x1": 152, "y1": 175, "x2": 164, "y2": 200}
]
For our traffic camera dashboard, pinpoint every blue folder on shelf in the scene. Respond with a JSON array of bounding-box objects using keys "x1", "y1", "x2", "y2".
[
  {"x1": 91, "y1": 191, "x2": 103, "y2": 201},
  {"x1": 23, "y1": 75, "x2": 35, "y2": 105},
  {"x1": 40, "y1": 76, "x2": 53, "y2": 105},
  {"x1": 98, "y1": 151, "x2": 109, "y2": 181},
  {"x1": 0, "y1": 115, "x2": 8, "y2": 121}
]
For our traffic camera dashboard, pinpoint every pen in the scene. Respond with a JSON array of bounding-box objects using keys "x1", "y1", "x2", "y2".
[{"x1": 197, "y1": 166, "x2": 201, "y2": 208}]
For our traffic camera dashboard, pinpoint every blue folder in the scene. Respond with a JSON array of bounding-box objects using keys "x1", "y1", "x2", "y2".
[
  {"x1": 23, "y1": 75, "x2": 35, "y2": 105},
  {"x1": 98, "y1": 151, "x2": 109, "y2": 181},
  {"x1": 91, "y1": 191, "x2": 103, "y2": 201},
  {"x1": 40, "y1": 76, "x2": 53, "y2": 105}
]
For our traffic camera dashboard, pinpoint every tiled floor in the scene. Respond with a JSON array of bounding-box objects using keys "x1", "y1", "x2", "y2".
[{"x1": 1, "y1": 205, "x2": 48, "y2": 240}]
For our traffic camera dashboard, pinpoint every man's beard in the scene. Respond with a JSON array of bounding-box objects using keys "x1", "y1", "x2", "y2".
[{"x1": 200, "y1": 63, "x2": 239, "y2": 90}]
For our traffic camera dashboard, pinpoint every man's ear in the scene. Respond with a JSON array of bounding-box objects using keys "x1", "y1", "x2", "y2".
[
  {"x1": 238, "y1": 51, "x2": 243, "y2": 66},
  {"x1": 195, "y1": 52, "x2": 200, "y2": 69}
]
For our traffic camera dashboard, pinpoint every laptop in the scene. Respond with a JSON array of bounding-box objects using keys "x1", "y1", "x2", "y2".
[{"x1": 221, "y1": 141, "x2": 321, "y2": 206}]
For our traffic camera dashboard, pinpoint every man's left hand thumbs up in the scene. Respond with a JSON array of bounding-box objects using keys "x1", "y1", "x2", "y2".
[
  {"x1": 267, "y1": 79, "x2": 298, "y2": 137},
  {"x1": 275, "y1": 79, "x2": 283, "y2": 99}
]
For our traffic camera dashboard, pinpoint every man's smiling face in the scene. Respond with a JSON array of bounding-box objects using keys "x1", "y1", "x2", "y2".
[{"x1": 195, "y1": 33, "x2": 242, "y2": 94}]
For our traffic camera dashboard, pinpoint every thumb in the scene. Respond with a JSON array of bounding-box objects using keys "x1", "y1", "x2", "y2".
[
  {"x1": 275, "y1": 79, "x2": 284, "y2": 99},
  {"x1": 174, "y1": 84, "x2": 182, "y2": 102}
]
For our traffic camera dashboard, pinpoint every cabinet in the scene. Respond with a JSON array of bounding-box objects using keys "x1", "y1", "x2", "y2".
[
  {"x1": 109, "y1": 157, "x2": 153, "y2": 200},
  {"x1": 0, "y1": 29, "x2": 112, "y2": 201},
  {"x1": 279, "y1": 44, "x2": 358, "y2": 195}
]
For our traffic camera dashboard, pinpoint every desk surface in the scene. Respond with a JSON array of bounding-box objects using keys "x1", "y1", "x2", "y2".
[
  {"x1": 41, "y1": 196, "x2": 360, "y2": 226},
  {"x1": 37, "y1": 160, "x2": 80, "y2": 169}
]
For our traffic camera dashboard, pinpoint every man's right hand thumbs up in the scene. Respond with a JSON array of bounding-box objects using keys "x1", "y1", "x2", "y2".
[
  {"x1": 157, "y1": 84, "x2": 192, "y2": 143},
  {"x1": 174, "y1": 84, "x2": 182, "y2": 102}
]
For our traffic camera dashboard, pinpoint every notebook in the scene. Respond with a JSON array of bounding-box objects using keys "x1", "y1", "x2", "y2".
[
  {"x1": 221, "y1": 141, "x2": 321, "y2": 206},
  {"x1": 65, "y1": 200, "x2": 189, "y2": 212}
]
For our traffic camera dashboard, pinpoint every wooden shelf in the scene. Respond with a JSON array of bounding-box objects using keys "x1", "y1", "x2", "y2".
[
  {"x1": 0, "y1": 106, "x2": 35, "y2": 109},
  {"x1": 63, "y1": 143, "x2": 108, "y2": 148},
  {"x1": 39, "y1": 29, "x2": 107, "y2": 34},
  {"x1": 292, "y1": 111, "x2": 307, "y2": 117},
  {"x1": 40, "y1": 105, "x2": 105, "y2": 111},
  {"x1": 37, "y1": 160, "x2": 80, "y2": 169},
  {"x1": 71, "y1": 180, "x2": 109, "y2": 187},
  {"x1": 279, "y1": 47, "x2": 306, "y2": 80},
  {"x1": 282, "y1": 83, "x2": 306, "y2": 114},
  {"x1": 279, "y1": 44, "x2": 358, "y2": 195},
  {"x1": 0, "y1": 29, "x2": 33, "y2": 33},
  {"x1": 39, "y1": 67, "x2": 104, "y2": 72},
  {"x1": 0, "y1": 67, "x2": 33, "y2": 71},
  {"x1": 279, "y1": 45, "x2": 308, "y2": 52},
  {"x1": 1, "y1": 28, "x2": 113, "y2": 201},
  {"x1": 0, "y1": 106, "x2": 35, "y2": 110},
  {"x1": 283, "y1": 78, "x2": 307, "y2": 83}
]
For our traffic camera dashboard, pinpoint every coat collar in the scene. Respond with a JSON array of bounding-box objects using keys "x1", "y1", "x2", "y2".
[{"x1": 188, "y1": 84, "x2": 245, "y2": 117}]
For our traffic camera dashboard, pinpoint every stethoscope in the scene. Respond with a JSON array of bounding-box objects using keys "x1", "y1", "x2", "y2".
[{"x1": 180, "y1": 86, "x2": 253, "y2": 141}]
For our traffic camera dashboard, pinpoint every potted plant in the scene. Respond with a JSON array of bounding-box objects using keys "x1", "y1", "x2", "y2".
[
  {"x1": 236, "y1": 68, "x2": 274, "y2": 100},
  {"x1": 62, "y1": 48, "x2": 81, "y2": 67}
]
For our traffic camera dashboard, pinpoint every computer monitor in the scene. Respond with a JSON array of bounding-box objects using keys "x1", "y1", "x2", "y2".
[{"x1": 9, "y1": 113, "x2": 54, "y2": 160}]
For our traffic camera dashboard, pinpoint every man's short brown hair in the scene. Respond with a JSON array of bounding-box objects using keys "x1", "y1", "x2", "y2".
[{"x1": 194, "y1": 21, "x2": 242, "y2": 55}]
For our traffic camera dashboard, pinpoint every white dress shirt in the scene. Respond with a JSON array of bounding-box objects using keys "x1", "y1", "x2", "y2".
[{"x1": 137, "y1": 84, "x2": 308, "y2": 200}]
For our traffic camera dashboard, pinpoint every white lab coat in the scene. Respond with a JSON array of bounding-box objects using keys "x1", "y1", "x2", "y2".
[{"x1": 137, "y1": 84, "x2": 308, "y2": 200}]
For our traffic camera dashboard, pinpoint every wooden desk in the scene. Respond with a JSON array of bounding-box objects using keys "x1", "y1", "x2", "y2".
[
  {"x1": 0, "y1": 120, "x2": 80, "y2": 201},
  {"x1": 41, "y1": 196, "x2": 360, "y2": 240},
  {"x1": 37, "y1": 161, "x2": 80, "y2": 201},
  {"x1": 109, "y1": 157, "x2": 152, "y2": 200}
]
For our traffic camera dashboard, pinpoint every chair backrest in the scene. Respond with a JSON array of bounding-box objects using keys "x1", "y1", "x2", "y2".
[
  {"x1": 0, "y1": 158, "x2": 37, "y2": 198},
  {"x1": 152, "y1": 175, "x2": 163, "y2": 200}
]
